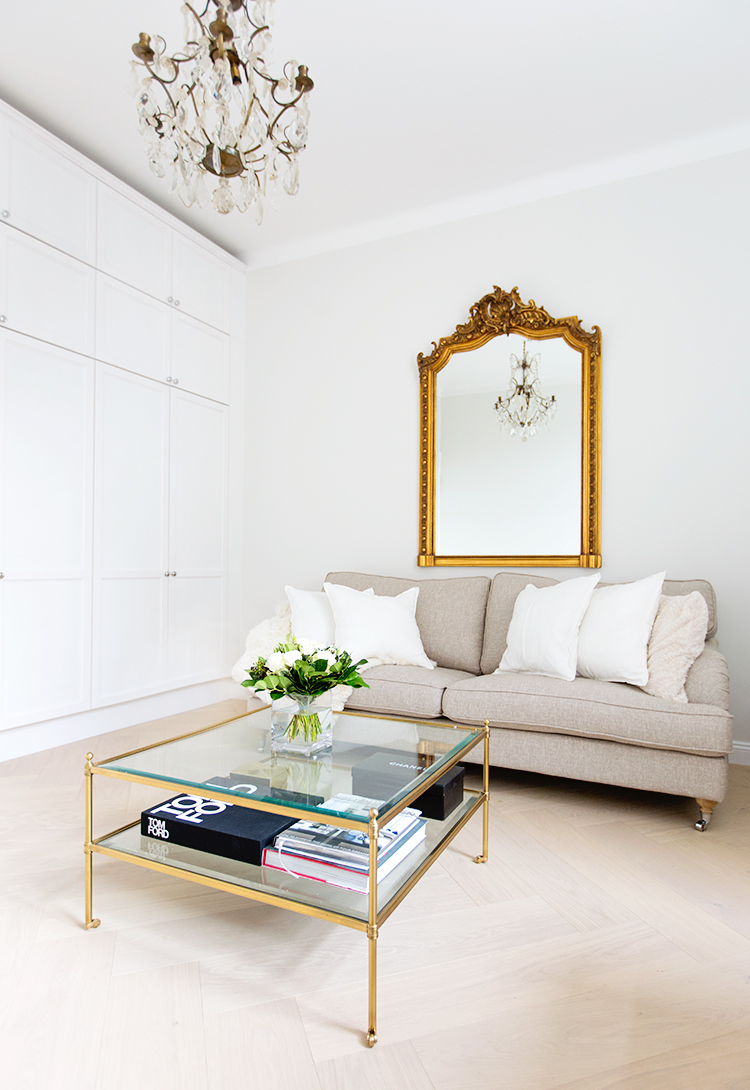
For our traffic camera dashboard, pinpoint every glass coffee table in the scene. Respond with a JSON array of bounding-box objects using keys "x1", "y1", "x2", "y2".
[{"x1": 84, "y1": 705, "x2": 489, "y2": 1047}]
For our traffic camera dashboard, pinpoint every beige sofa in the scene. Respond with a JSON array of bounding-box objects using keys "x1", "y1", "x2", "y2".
[{"x1": 326, "y1": 571, "x2": 732, "y2": 830}]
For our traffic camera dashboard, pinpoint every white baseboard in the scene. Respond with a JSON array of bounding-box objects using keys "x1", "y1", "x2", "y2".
[
  {"x1": 0, "y1": 679, "x2": 249, "y2": 763},
  {"x1": 729, "y1": 741, "x2": 750, "y2": 766}
]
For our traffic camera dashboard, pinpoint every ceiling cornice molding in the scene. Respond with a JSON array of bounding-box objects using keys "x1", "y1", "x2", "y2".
[{"x1": 245, "y1": 121, "x2": 750, "y2": 271}]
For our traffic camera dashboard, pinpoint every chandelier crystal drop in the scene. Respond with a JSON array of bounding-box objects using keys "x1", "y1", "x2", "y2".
[
  {"x1": 130, "y1": 0, "x2": 313, "y2": 218},
  {"x1": 494, "y1": 341, "x2": 557, "y2": 442}
]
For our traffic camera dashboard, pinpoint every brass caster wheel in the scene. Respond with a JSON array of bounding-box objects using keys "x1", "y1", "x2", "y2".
[
  {"x1": 85, "y1": 918, "x2": 101, "y2": 929},
  {"x1": 474, "y1": 854, "x2": 488, "y2": 864},
  {"x1": 366, "y1": 1030, "x2": 377, "y2": 1048}
]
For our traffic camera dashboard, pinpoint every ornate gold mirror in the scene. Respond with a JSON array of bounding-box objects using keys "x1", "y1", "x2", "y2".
[{"x1": 418, "y1": 287, "x2": 601, "y2": 567}]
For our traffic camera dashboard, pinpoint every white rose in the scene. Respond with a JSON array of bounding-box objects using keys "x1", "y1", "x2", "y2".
[
  {"x1": 265, "y1": 652, "x2": 285, "y2": 673},
  {"x1": 296, "y1": 638, "x2": 318, "y2": 657},
  {"x1": 315, "y1": 649, "x2": 336, "y2": 665},
  {"x1": 282, "y1": 650, "x2": 302, "y2": 667}
]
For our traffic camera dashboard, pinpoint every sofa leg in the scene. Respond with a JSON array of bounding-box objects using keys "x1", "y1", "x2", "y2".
[{"x1": 695, "y1": 798, "x2": 718, "y2": 832}]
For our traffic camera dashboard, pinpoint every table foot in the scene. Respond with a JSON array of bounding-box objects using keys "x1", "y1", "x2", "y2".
[
  {"x1": 85, "y1": 918, "x2": 101, "y2": 930},
  {"x1": 474, "y1": 854, "x2": 488, "y2": 864},
  {"x1": 366, "y1": 1029, "x2": 377, "y2": 1048}
]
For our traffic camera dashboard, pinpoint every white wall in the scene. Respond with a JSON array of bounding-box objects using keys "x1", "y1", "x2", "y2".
[{"x1": 243, "y1": 149, "x2": 750, "y2": 750}]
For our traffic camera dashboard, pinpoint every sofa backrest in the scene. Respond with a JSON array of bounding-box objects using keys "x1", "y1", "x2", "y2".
[
  {"x1": 325, "y1": 571, "x2": 490, "y2": 674},
  {"x1": 479, "y1": 572, "x2": 719, "y2": 675}
]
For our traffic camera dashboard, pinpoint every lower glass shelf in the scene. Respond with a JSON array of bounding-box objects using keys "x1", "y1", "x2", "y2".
[{"x1": 95, "y1": 791, "x2": 482, "y2": 925}]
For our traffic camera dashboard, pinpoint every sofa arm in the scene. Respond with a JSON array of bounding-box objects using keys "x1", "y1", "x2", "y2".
[{"x1": 685, "y1": 638, "x2": 730, "y2": 710}]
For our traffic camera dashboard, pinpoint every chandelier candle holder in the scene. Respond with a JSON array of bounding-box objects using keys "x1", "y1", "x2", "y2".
[
  {"x1": 130, "y1": 0, "x2": 313, "y2": 218},
  {"x1": 494, "y1": 340, "x2": 557, "y2": 441}
]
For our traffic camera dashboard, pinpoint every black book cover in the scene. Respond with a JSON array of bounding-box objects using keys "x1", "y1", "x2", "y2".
[{"x1": 141, "y1": 792, "x2": 296, "y2": 866}]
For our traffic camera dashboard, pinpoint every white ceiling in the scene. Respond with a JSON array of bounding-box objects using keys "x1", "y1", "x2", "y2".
[{"x1": 1, "y1": 1, "x2": 748, "y2": 268}]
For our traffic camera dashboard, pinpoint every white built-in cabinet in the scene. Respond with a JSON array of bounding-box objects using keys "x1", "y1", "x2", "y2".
[
  {"x1": 97, "y1": 186, "x2": 232, "y2": 331},
  {"x1": 96, "y1": 274, "x2": 230, "y2": 403},
  {"x1": 93, "y1": 365, "x2": 228, "y2": 705},
  {"x1": 0, "y1": 99, "x2": 244, "y2": 734},
  {"x1": 0, "y1": 117, "x2": 97, "y2": 263},
  {"x1": 0, "y1": 228, "x2": 96, "y2": 356},
  {"x1": 0, "y1": 332, "x2": 94, "y2": 729}
]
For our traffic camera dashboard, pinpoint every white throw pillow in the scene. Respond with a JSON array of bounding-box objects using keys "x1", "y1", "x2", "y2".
[
  {"x1": 495, "y1": 574, "x2": 601, "y2": 681},
  {"x1": 641, "y1": 592, "x2": 709, "y2": 702},
  {"x1": 285, "y1": 585, "x2": 373, "y2": 646},
  {"x1": 323, "y1": 582, "x2": 434, "y2": 669},
  {"x1": 577, "y1": 571, "x2": 666, "y2": 686}
]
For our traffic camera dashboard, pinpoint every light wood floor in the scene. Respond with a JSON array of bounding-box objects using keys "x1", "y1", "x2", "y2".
[{"x1": 3, "y1": 700, "x2": 750, "y2": 1090}]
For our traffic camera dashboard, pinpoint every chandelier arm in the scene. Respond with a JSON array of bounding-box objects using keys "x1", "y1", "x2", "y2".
[
  {"x1": 268, "y1": 98, "x2": 299, "y2": 140},
  {"x1": 184, "y1": 2, "x2": 211, "y2": 37},
  {"x1": 142, "y1": 56, "x2": 195, "y2": 91},
  {"x1": 249, "y1": 23, "x2": 270, "y2": 45},
  {"x1": 186, "y1": 85, "x2": 213, "y2": 147},
  {"x1": 141, "y1": 58, "x2": 180, "y2": 115}
]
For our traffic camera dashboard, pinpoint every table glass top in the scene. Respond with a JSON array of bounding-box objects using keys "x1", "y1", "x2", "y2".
[{"x1": 97, "y1": 706, "x2": 480, "y2": 822}]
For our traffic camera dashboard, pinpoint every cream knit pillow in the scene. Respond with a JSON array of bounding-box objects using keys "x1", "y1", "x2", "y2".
[{"x1": 641, "y1": 592, "x2": 709, "y2": 702}]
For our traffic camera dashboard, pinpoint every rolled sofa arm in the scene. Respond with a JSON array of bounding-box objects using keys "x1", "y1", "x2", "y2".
[{"x1": 685, "y1": 638, "x2": 730, "y2": 710}]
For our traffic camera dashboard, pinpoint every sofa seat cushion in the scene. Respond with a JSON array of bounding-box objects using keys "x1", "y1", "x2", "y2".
[
  {"x1": 344, "y1": 665, "x2": 477, "y2": 719},
  {"x1": 326, "y1": 572, "x2": 490, "y2": 674},
  {"x1": 442, "y1": 673, "x2": 733, "y2": 757}
]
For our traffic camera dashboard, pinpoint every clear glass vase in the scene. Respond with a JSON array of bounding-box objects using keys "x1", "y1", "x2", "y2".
[{"x1": 270, "y1": 693, "x2": 333, "y2": 757}]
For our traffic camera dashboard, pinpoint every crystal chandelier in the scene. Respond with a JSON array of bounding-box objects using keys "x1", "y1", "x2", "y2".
[
  {"x1": 494, "y1": 341, "x2": 557, "y2": 441},
  {"x1": 130, "y1": 1, "x2": 313, "y2": 218}
]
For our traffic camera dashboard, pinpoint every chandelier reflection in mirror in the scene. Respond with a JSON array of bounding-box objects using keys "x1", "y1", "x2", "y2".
[
  {"x1": 494, "y1": 341, "x2": 557, "y2": 441},
  {"x1": 130, "y1": 1, "x2": 313, "y2": 218}
]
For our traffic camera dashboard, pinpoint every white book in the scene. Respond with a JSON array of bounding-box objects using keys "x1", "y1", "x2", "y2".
[{"x1": 262, "y1": 824, "x2": 427, "y2": 894}]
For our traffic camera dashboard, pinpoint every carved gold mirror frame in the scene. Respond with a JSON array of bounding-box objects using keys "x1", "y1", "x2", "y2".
[{"x1": 418, "y1": 286, "x2": 601, "y2": 567}]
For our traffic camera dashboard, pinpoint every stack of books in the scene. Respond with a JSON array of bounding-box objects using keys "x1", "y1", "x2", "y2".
[{"x1": 262, "y1": 793, "x2": 427, "y2": 894}]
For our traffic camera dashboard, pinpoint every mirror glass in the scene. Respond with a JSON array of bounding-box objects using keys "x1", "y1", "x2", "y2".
[{"x1": 435, "y1": 334, "x2": 582, "y2": 555}]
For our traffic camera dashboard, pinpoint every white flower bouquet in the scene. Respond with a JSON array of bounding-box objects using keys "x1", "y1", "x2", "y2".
[{"x1": 242, "y1": 635, "x2": 369, "y2": 742}]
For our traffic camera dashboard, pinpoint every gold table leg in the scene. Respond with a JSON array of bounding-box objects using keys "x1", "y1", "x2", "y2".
[
  {"x1": 84, "y1": 752, "x2": 101, "y2": 930},
  {"x1": 367, "y1": 926, "x2": 377, "y2": 1047},
  {"x1": 474, "y1": 722, "x2": 490, "y2": 864},
  {"x1": 367, "y1": 808, "x2": 378, "y2": 1047}
]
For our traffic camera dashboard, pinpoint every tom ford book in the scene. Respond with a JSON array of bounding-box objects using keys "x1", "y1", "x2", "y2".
[{"x1": 141, "y1": 792, "x2": 295, "y2": 866}]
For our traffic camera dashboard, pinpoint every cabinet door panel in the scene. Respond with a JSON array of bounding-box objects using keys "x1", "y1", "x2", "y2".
[
  {"x1": 1, "y1": 578, "x2": 90, "y2": 726},
  {"x1": 0, "y1": 228, "x2": 95, "y2": 356},
  {"x1": 92, "y1": 365, "x2": 170, "y2": 704},
  {"x1": 1, "y1": 333, "x2": 93, "y2": 572},
  {"x1": 95, "y1": 576, "x2": 169, "y2": 702},
  {"x1": 169, "y1": 390, "x2": 227, "y2": 683},
  {"x1": 0, "y1": 121, "x2": 96, "y2": 264},
  {"x1": 169, "y1": 391, "x2": 228, "y2": 573},
  {"x1": 96, "y1": 273, "x2": 171, "y2": 383},
  {"x1": 171, "y1": 311, "x2": 229, "y2": 402},
  {"x1": 171, "y1": 234, "x2": 231, "y2": 330},
  {"x1": 169, "y1": 576, "x2": 225, "y2": 684},
  {"x1": 97, "y1": 186, "x2": 172, "y2": 302},
  {"x1": 0, "y1": 332, "x2": 94, "y2": 728}
]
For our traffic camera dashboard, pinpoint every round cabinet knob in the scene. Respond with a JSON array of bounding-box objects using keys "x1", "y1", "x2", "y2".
[
  {"x1": 0, "y1": 315, "x2": 6, "y2": 323},
  {"x1": 1, "y1": 210, "x2": 9, "y2": 219},
  {"x1": 0, "y1": 572, "x2": 4, "y2": 578},
  {"x1": 172, "y1": 378, "x2": 179, "y2": 385},
  {"x1": 174, "y1": 299, "x2": 180, "y2": 307},
  {"x1": 164, "y1": 571, "x2": 169, "y2": 577},
  {"x1": 171, "y1": 571, "x2": 177, "y2": 577},
  {"x1": 166, "y1": 376, "x2": 172, "y2": 383}
]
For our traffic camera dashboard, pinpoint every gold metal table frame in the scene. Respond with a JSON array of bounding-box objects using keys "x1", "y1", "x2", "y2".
[{"x1": 83, "y1": 710, "x2": 490, "y2": 1048}]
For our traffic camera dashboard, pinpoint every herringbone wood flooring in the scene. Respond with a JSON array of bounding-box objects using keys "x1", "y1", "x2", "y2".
[{"x1": 2, "y1": 700, "x2": 750, "y2": 1089}]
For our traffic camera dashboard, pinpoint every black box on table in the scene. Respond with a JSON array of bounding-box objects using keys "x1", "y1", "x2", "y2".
[
  {"x1": 351, "y1": 753, "x2": 465, "y2": 821},
  {"x1": 141, "y1": 791, "x2": 295, "y2": 866}
]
